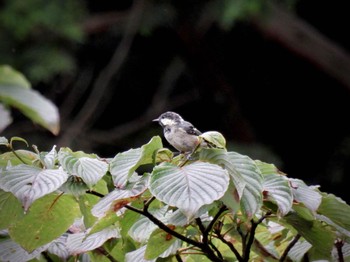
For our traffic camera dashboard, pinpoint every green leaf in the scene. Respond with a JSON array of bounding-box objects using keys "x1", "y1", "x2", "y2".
[
  {"x1": 0, "y1": 190, "x2": 24, "y2": 229},
  {"x1": 125, "y1": 245, "x2": 155, "y2": 262},
  {"x1": 257, "y1": 161, "x2": 293, "y2": 216},
  {"x1": 0, "y1": 65, "x2": 31, "y2": 89},
  {"x1": 228, "y1": 152, "x2": 263, "y2": 217},
  {"x1": 0, "y1": 164, "x2": 69, "y2": 211},
  {"x1": 283, "y1": 211, "x2": 336, "y2": 257},
  {"x1": 199, "y1": 131, "x2": 226, "y2": 149},
  {"x1": 289, "y1": 178, "x2": 322, "y2": 212},
  {"x1": 110, "y1": 136, "x2": 162, "y2": 188},
  {"x1": 150, "y1": 162, "x2": 229, "y2": 219},
  {"x1": 0, "y1": 150, "x2": 38, "y2": 167},
  {"x1": 91, "y1": 174, "x2": 149, "y2": 218},
  {"x1": 9, "y1": 193, "x2": 80, "y2": 252},
  {"x1": 66, "y1": 226, "x2": 120, "y2": 255},
  {"x1": 58, "y1": 148, "x2": 108, "y2": 189},
  {"x1": 0, "y1": 85, "x2": 59, "y2": 135},
  {"x1": 199, "y1": 148, "x2": 246, "y2": 198},
  {"x1": 317, "y1": 193, "x2": 350, "y2": 232},
  {"x1": 145, "y1": 227, "x2": 183, "y2": 260}
]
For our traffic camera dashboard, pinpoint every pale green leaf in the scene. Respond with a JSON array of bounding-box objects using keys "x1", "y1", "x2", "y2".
[
  {"x1": 47, "y1": 235, "x2": 70, "y2": 261},
  {"x1": 199, "y1": 131, "x2": 226, "y2": 149},
  {"x1": 150, "y1": 162, "x2": 229, "y2": 219},
  {"x1": 0, "y1": 239, "x2": 48, "y2": 262},
  {"x1": 257, "y1": 161, "x2": 293, "y2": 216},
  {"x1": 228, "y1": 152, "x2": 263, "y2": 217},
  {"x1": 110, "y1": 136, "x2": 162, "y2": 188},
  {"x1": 91, "y1": 174, "x2": 148, "y2": 218},
  {"x1": 0, "y1": 164, "x2": 69, "y2": 210},
  {"x1": 287, "y1": 239, "x2": 312, "y2": 262},
  {"x1": 126, "y1": 245, "x2": 155, "y2": 262},
  {"x1": 0, "y1": 149, "x2": 38, "y2": 167},
  {"x1": 66, "y1": 226, "x2": 120, "y2": 255},
  {"x1": 289, "y1": 178, "x2": 322, "y2": 212},
  {"x1": 9, "y1": 193, "x2": 81, "y2": 252},
  {"x1": 0, "y1": 103, "x2": 12, "y2": 132},
  {"x1": 199, "y1": 148, "x2": 246, "y2": 199},
  {"x1": 0, "y1": 85, "x2": 59, "y2": 134},
  {"x1": 0, "y1": 65, "x2": 31, "y2": 89},
  {"x1": 58, "y1": 148, "x2": 108, "y2": 189}
]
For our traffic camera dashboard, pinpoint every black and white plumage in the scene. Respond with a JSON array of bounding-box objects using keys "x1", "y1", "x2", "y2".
[{"x1": 153, "y1": 111, "x2": 202, "y2": 153}]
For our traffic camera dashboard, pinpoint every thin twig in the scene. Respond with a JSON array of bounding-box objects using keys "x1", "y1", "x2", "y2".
[{"x1": 279, "y1": 234, "x2": 301, "y2": 262}]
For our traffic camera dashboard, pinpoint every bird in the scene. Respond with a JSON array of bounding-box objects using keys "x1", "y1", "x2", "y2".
[{"x1": 153, "y1": 111, "x2": 202, "y2": 154}]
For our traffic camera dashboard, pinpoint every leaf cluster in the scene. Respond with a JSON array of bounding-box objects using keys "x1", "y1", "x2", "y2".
[{"x1": 1, "y1": 133, "x2": 350, "y2": 262}]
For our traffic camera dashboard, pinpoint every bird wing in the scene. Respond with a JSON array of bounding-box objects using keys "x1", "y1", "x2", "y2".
[{"x1": 181, "y1": 121, "x2": 202, "y2": 135}]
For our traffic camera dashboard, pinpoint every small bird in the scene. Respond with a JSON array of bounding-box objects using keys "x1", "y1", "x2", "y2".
[{"x1": 153, "y1": 111, "x2": 202, "y2": 154}]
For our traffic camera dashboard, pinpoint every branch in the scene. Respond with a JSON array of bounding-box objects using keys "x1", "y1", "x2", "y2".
[
  {"x1": 279, "y1": 234, "x2": 301, "y2": 262},
  {"x1": 335, "y1": 239, "x2": 344, "y2": 262},
  {"x1": 215, "y1": 228, "x2": 243, "y2": 262},
  {"x1": 124, "y1": 204, "x2": 223, "y2": 262},
  {"x1": 242, "y1": 211, "x2": 271, "y2": 262}
]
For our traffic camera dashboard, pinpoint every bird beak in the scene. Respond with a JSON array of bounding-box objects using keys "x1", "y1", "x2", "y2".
[{"x1": 152, "y1": 118, "x2": 159, "y2": 122}]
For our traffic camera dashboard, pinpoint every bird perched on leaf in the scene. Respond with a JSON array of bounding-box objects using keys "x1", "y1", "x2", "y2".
[{"x1": 153, "y1": 111, "x2": 203, "y2": 154}]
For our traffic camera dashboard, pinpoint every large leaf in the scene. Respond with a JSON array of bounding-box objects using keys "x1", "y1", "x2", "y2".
[
  {"x1": 228, "y1": 152, "x2": 263, "y2": 217},
  {"x1": 125, "y1": 245, "x2": 155, "y2": 262},
  {"x1": 145, "y1": 227, "x2": 183, "y2": 260},
  {"x1": 199, "y1": 148, "x2": 246, "y2": 198},
  {"x1": 289, "y1": 178, "x2": 322, "y2": 212},
  {"x1": 110, "y1": 136, "x2": 162, "y2": 188},
  {"x1": 0, "y1": 86, "x2": 59, "y2": 135},
  {"x1": 66, "y1": 226, "x2": 120, "y2": 255},
  {"x1": 91, "y1": 174, "x2": 149, "y2": 218},
  {"x1": 0, "y1": 164, "x2": 69, "y2": 210},
  {"x1": 149, "y1": 162, "x2": 229, "y2": 219},
  {"x1": 9, "y1": 193, "x2": 81, "y2": 252},
  {"x1": 283, "y1": 211, "x2": 336, "y2": 257},
  {"x1": 58, "y1": 148, "x2": 108, "y2": 189},
  {"x1": 0, "y1": 190, "x2": 24, "y2": 229},
  {"x1": 317, "y1": 193, "x2": 350, "y2": 232},
  {"x1": 0, "y1": 239, "x2": 49, "y2": 262},
  {"x1": 257, "y1": 161, "x2": 293, "y2": 216}
]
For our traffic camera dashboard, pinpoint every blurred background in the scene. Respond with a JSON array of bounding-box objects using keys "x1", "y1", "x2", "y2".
[{"x1": 1, "y1": 0, "x2": 350, "y2": 202}]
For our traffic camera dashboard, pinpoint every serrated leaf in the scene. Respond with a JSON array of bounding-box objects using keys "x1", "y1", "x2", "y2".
[
  {"x1": 91, "y1": 174, "x2": 149, "y2": 218},
  {"x1": 0, "y1": 190, "x2": 24, "y2": 229},
  {"x1": 110, "y1": 136, "x2": 162, "y2": 188},
  {"x1": 150, "y1": 162, "x2": 229, "y2": 219},
  {"x1": 67, "y1": 226, "x2": 120, "y2": 255},
  {"x1": 145, "y1": 227, "x2": 183, "y2": 259},
  {"x1": 289, "y1": 178, "x2": 321, "y2": 212},
  {"x1": 257, "y1": 161, "x2": 293, "y2": 216},
  {"x1": 228, "y1": 152, "x2": 263, "y2": 217},
  {"x1": 58, "y1": 148, "x2": 108, "y2": 189},
  {"x1": 9, "y1": 193, "x2": 80, "y2": 252},
  {"x1": 0, "y1": 85, "x2": 59, "y2": 135},
  {"x1": 0, "y1": 164, "x2": 69, "y2": 210}
]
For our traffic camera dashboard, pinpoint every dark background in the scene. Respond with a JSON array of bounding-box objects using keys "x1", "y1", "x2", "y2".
[{"x1": 1, "y1": 0, "x2": 350, "y2": 202}]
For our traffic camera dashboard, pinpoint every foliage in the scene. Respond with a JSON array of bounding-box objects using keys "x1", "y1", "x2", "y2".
[
  {"x1": 0, "y1": 0, "x2": 86, "y2": 83},
  {"x1": 0, "y1": 65, "x2": 60, "y2": 134},
  {"x1": 1, "y1": 132, "x2": 350, "y2": 262}
]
